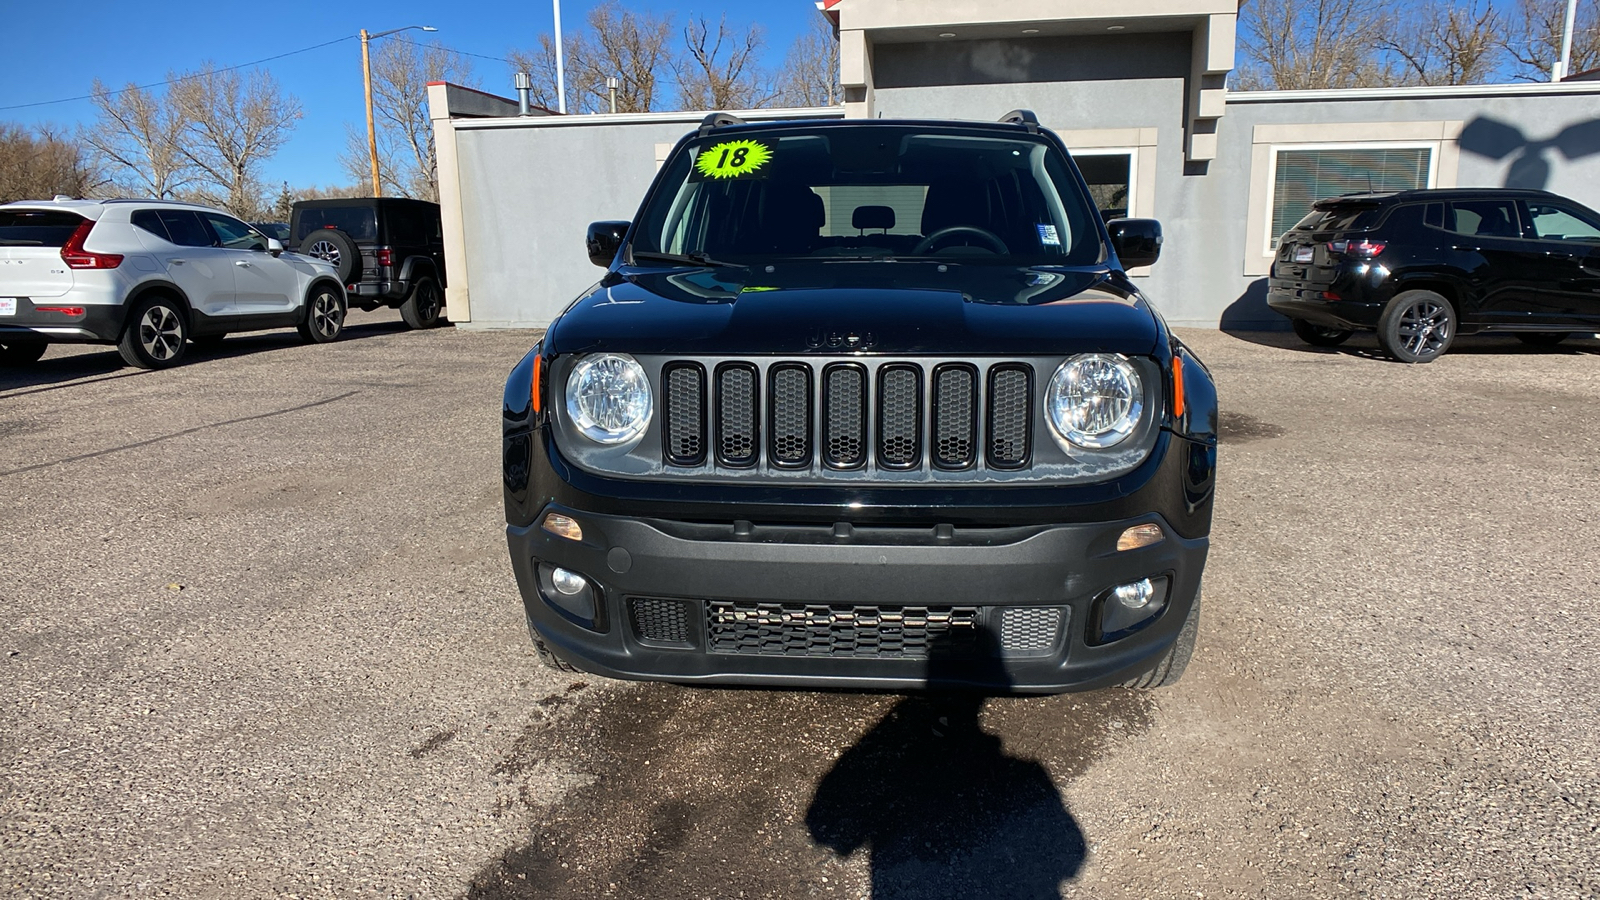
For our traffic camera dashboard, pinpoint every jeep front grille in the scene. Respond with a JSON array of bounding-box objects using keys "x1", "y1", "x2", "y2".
[
  {"x1": 658, "y1": 359, "x2": 1035, "y2": 475},
  {"x1": 706, "y1": 600, "x2": 981, "y2": 658}
]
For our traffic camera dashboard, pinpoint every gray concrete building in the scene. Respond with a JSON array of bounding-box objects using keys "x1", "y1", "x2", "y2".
[{"x1": 428, "y1": 0, "x2": 1600, "y2": 329}]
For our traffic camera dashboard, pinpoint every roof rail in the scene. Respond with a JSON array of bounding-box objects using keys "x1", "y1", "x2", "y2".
[
  {"x1": 999, "y1": 109, "x2": 1040, "y2": 132},
  {"x1": 698, "y1": 112, "x2": 747, "y2": 135}
]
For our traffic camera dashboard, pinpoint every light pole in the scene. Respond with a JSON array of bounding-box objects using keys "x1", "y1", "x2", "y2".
[
  {"x1": 553, "y1": 0, "x2": 567, "y2": 114},
  {"x1": 362, "y1": 24, "x2": 437, "y2": 196}
]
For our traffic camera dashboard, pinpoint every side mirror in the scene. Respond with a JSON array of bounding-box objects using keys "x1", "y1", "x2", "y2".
[
  {"x1": 586, "y1": 221, "x2": 630, "y2": 268},
  {"x1": 266, "y1": 237, "x2": 284, "y2": 257},
  {"x1": 1106, "y1": 218, "x2": 1162, "y2": 268}
]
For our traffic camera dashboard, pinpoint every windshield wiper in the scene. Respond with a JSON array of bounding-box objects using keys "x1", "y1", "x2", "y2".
[{"x1": 630, "y1": 250, "x2": 737, "y2": 268}]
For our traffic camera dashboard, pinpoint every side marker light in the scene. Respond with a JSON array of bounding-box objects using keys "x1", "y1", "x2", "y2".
[
  {"x1": 541, "y1": 512, "x2": 583, "y2": 542},
  {"x1": 1117, "y1": 523, "x2": 1164, "y2": 551}
]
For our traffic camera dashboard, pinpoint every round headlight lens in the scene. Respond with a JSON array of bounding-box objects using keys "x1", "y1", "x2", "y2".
[
  {"x1": 1047, "y1": 354, "x2": 1144, "y2": 449},
  {"x1": 566, "y1": 353, "x2": 652, "y2": 444}
]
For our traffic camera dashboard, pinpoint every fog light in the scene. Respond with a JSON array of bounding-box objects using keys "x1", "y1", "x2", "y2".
[
  {"x1": 1112, "y1": 578, "x2": 1155, "y2": 609},
  {"x1": 551, "y1": 567, "x2": 587, "y2": 596},
  {"x1": 1116, "y1": 523, "x2": 1164, "y2": 551},
  {"x1": 1093, "y1": 575, "x2": 1171, "y2": 644},
  {"x1": 541, "y1": 512, "x2": 583, "y2": 542}
]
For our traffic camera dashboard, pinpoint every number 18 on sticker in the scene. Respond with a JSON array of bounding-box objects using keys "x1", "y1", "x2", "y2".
[{"x1": 694, "y1": 140, "x2": 773, "y2": 180}]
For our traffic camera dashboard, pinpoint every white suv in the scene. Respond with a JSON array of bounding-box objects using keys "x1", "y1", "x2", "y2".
[{"x1": 0, "y1": 198, "x2": 348, "y2": 369}]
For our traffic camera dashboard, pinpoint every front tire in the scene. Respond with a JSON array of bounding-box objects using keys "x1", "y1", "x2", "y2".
[
  {"x1": 1378, "y1": 290, "x2": 1455, "y2": 363},
  {"x1": 1516, "y1": 332, "x2": 1570, "y2": 347},
  {"x1": 1124, "y1": 591, "x2": 1200, "y2": 689},
  {"x1": 399, "y1": 276, "x2": 442, "y2": 329},
  {"x1": 0, "y1": 340, "x2": 48, "y2": 366},
  {"x1": 297, "y1": 285, "x2": 346, "y2": 344},
  {"x1": 117, "y1": 296, "x2": 189, "y2": 369},
  {"x1": 1291, "y1": 318, "x2": 1354, "y2": 347}
]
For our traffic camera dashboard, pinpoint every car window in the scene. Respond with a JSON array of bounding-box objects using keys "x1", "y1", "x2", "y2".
[
  {"x1": 203, "y1": 213, "x2": 265, "y2": 250},
  {"x1": 156, "y1": 210, "x2": 216, "y2": 248},
  {"x1": 634, "y1": 126, "x2": 1104, "y2": 266},
  {"x1": 295, "y1": 207, "x2": 378, "y2": 242},
  {"x1": 1523, "y1": 201, "x2": 1600, "y2": 243},
  {"x1": 131, "y1": 209, "x2": 172, "y2": 242},
  {"x1": 386, "y1": 207, "x2": 429, "y2": 246},
  {"x1": 1446, "y1": 200, "x2": 1519, "y2": 238},
  {"x1": 0, "y1": 209, "x2": 85, "y2": 247}
]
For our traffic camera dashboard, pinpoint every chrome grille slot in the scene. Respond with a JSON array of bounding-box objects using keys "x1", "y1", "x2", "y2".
[
  {"x1": 769, "y1": 363, "x2": 812, "y2": 467},
  {"x1": 933, "y1": 364, "x2": 978, "y2": 469},
  {"x1": 662, "y1": 363, "x2": 706, "y2": 466},
  {"x1": 716, "y1": 364, "x2": 758, "y2": 467},
  {"x1": 987, "y1": 364, "x2": 1032, "y2": 469},
  {"x1": 822, "y1": 364, "x2": 867, "y2": 468},
  {"x1": 877, "y1": 364, "x2": 921, "y2": 468}
]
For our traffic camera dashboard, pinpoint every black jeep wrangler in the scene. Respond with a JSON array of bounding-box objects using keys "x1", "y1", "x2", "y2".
[
  {"x1": 290, "y1": 197, "x2": 446, "y2": 329},
  {"x1": 501, "y1": 112, "x2": 1218, "y2": 693}
]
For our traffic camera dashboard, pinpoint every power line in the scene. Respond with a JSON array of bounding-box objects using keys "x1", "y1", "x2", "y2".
[
  {"x1": 389, "y1": 35, "x2": 518, "y2": 66},
  {"x1": 0, "y1": 35, "x2": 358, "y2": 112}
]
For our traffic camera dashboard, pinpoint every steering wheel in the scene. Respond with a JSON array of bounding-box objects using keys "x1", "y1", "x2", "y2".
[{"x1": 913, "y1": 226, "x2": 1009, "y2": 256}]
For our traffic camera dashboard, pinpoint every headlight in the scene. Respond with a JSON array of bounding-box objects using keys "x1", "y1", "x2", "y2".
[
  {"x1": 565, "y1": 353, "x2": 652, "y2": 444},
  {"x1": 1046, "y1": 353, "x2": 1144, "y2": 449}
]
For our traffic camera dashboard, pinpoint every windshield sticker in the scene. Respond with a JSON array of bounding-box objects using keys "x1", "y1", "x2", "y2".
[
  {"x1": 1037, "y1": 224, "x2": 1061, "y2": 246},
  {"x1": 693, "y1": 140, "x2": 774, "y2": 180}
]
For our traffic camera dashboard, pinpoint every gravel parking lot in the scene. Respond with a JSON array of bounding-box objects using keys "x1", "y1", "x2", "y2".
[{"x1": 2, "y1": 313, "x2": 1597, "y2": 899}]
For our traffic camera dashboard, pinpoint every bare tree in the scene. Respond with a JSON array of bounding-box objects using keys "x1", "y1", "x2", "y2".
[
  {"x1": 169, "y1": 63, "x2": 302, "y2": 218},
  {"x1": 1504, "y1": 0, "x2": 1600, "y2": 79},
  {"x1": 84, "y1": 81, "x2": 192, "y2": 199},
  {"x1": 580, "y1": 1, "x2": 676, "y2": 112},
  {"x1": 677, "y1": 15, "x2": 777, "y2": 110},
  {"x1": 777, "y1": 15, "x2": 842, "y2": 107},
  {"x1": 339, "y1": 39, "x2": 474, "y2": 200},
  {"x1": 0, "y1": 123, "x2": 101, "y2": 203},
  {"x1": 1236, "y1": 0, "x2": 1400, "y2": 89},
  {"x1": 1382, "y1": 1, "x2": 1506, "y2": 84}
]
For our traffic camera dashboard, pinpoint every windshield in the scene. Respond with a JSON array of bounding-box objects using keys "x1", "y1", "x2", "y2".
[{"x1": 632, "y1": 125, "x2": 1104, "y2": 266}]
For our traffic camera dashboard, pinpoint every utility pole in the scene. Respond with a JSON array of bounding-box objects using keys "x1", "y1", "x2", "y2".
[
  {"x1": 553, "y1": 0, "x2": 568, "y2": 114},
  {"x1": 1556, "y1": 0, "x2": 1580, "y2": 80},
  {"x1": 361, "y1": 24, "x2": 437, "y2": 196}
]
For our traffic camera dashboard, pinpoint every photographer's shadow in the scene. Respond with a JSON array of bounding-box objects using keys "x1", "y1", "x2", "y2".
[{"x1": 806, "y1": 629, "x2": 1086, "y2": 899}]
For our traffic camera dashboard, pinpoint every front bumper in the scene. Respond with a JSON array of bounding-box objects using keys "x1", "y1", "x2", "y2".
[{"x1": 508, "y1": 506, "x2": 1207, "y2": 693}]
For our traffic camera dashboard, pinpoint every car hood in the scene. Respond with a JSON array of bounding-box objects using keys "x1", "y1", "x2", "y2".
[{"x1": 546, "y1": 261, "x2": 1161, "y2": 357}]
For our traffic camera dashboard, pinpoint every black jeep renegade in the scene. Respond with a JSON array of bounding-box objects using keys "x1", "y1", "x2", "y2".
[{"x1": 501, "y1": 112, "x2": 1218, "y2": 693}]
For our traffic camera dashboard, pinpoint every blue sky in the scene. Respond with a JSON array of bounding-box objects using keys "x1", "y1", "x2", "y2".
[{"x1": 0, "y1": 1, "x2": 823, "y2": 191}]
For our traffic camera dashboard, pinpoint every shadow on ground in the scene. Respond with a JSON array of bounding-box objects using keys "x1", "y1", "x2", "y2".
[
  {"x1": 468, "y1": 632, "x2": 1153, "y2": 900},
  {"x1": 1219, "y1": 328, "x2": 1600, "y2": 361},
  {"x1": 0, "y1": 318, "x2": 414, "y2": 395}
]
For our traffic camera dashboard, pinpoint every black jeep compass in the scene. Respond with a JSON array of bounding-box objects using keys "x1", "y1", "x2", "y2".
[
  {"x1": 1268, "y1": 188, "x2": 1600, "y2": 362},
  {"x1": 501, "y1": 112, "x2": 1217, "y2": 693}
]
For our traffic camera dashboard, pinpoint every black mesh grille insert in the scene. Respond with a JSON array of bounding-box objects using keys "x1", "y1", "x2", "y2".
[
  {"x1": 933, "y1": 365, "x2": 977, "y2": 468},
  {"x1": 988, "y1": 365, "x2": 1032, "y2": 468},
  {"x1": 706, "y1": 601, "x2": 980, "y2": 658},
  {"x1": 717, "y1": 364, "x2": 758, "y2": 466},
  {"x1": 769, "y1": 364, "x2": 812, "y2": 466},
  {"x1": 823, "y1": 365, "x2": 867, "y2": 468},
  {"x1": 630, "y1": 597, "x2": 692, "y2": 645},
  {"x1": 662, "y1": 364, "x2": 705, "y2": 465},
  {"x1": 877, "y1": 365, "x2": 921, "y2": 468},
  {"x1": 999, "y1": 607, "x2": 1064, "y2": 655}
]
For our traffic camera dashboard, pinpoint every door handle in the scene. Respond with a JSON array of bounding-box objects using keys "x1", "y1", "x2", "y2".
[
  {"x1": 1452, "y1": 245, "x2": 1481, "y2": 252},
  {"x1": 234, "y1": 261, "x2": 252, "y2": 268},
  {"x1": 168, "y1": 258, "x2": 186, "y2": 265}
]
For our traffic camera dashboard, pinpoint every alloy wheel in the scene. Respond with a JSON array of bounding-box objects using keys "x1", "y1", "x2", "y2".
[
  {"x1": 139, "y1": 306, "x2": 183, "y2": 360},
  {"x1": 308, "y1": 240, "x2": 341, "y2": 267},
  {"x1": 311, "y1": 291, "x2": 344, "y2": 338},
  {"x1": 1396, "y1": 300, "x2": 1450, "y2": 359}
]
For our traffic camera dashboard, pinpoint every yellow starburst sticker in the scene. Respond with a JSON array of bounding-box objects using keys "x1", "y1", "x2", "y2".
[{"x1": 694, "y1": 140, "x2": 774, "y2": 180}]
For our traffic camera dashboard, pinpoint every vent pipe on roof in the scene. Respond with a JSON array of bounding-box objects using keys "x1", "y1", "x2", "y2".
[{"x1": 514, "y1": 71, "x2": 532, "y2": 116}]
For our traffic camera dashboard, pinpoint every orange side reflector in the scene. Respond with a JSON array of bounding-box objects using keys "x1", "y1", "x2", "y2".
[
  {"x1": 530, "y1": 356, "x2": 543, "y2": 414},
  {"x1": 1171, "y1": 355, "x2": 1186, "y2": 418}
]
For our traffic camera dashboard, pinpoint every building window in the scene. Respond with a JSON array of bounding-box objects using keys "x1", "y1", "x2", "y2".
[
  {"x1": 1074, "y1": 149, "x2": 1137, "y2": 222},
  {"x1": 1266, "y1": 144, "x2": 1435, "y2": 250}
]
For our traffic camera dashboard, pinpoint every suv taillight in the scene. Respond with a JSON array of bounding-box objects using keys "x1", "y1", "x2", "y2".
[
  {"x1": 60, "y1": 220, "x2": 123, "y2": 269},
  {"x1": 377, "y1": 248, "x2": 394, "y2": 267},
  {"x1": 1326, "y1": 239, "x2": 1386, "y2": 259}
]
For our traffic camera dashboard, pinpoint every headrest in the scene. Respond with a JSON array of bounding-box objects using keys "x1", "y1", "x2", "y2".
[
  {"x1": 763, "y1": 182, "x2": 825, "y2": 230},
  {"x1": 852, "y1": 205, "x2": 895, "y2": 231}
]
